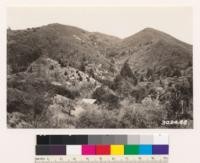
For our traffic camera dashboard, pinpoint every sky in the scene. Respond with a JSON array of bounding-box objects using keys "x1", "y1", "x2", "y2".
[{"x1": 7, "y1": 7, "x2": 192, "y2": 44}]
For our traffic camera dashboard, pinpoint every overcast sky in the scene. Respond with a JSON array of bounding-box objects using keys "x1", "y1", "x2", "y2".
[{"x1": 7, "y1": 7, "x2": 192, "y2": 44}]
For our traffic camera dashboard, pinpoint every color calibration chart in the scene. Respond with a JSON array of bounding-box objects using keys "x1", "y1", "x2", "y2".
[{"x1": 35, "y1": 135, "x2": 169, "y2": 163}]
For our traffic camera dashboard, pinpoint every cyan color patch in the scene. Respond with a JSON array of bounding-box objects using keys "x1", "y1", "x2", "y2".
[{"x1": 139, "y1": 145, "x2": 152, "y2": 155}]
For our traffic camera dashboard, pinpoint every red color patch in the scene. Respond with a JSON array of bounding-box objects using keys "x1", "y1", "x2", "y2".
[{"x1": 96, "y1": 145, "x2": 110, "y2": 155}]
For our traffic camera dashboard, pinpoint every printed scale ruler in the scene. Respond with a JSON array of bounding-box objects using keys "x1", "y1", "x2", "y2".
[
  {"x1": 35, "y1": 135, "x2": 169, "y2": 163},
  {"x1": 35, "y1": 156, "x2": 168, "y2": 163}
]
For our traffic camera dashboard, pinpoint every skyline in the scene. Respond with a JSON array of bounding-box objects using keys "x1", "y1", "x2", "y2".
[{"x1": 7, "y1": 6, "x2": 192, "y2": 44}]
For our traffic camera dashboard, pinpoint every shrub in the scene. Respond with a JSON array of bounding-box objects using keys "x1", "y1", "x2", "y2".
[
  {"x1": 75, "y1": 107, "x2": 119, "y2": 128},
  {"x1": 120, "y1": 61, "x2": 137, "y2": 85},
  {"x1": 118, "y1": 104, "x2": 164, "y2": 128},
  {"x1": 131, "y1": 86, "x2": 146, "y2": 103},
  {"x1": 76, "y1": 103, "x2": 164, "y2": 128},
  {"x1": 92, "y1": 86, "x2": 120, "y2": 109}
]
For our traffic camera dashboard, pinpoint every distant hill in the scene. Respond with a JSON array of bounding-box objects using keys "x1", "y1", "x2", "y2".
[
  {"x1": 8, "y1": 24, "x2": 192, "y2": 75},
  {"x1": 7, "y1": 23, "x2": 120, "y2": 75},
  {"x1": 108, "y1": 28, "x2": 192, "y2": 72}
]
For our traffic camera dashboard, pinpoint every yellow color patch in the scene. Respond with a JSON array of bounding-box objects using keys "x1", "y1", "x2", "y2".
[{"x1": 110, "y1": 145, "x2": 124, "y2": 155}]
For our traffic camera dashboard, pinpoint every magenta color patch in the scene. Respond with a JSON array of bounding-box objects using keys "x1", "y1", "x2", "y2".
[{"x1": 82, "y1": 145, "x2": 96, "y2": 155}]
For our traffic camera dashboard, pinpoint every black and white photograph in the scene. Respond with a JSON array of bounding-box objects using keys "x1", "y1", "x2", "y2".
[{"x1": 7, "y1": 6, "x2": 193, "y2": 128}]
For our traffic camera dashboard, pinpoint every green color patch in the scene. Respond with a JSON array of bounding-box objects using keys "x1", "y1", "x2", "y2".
[{"x1": 124, "y1": 145, "x2": 139, "y2": 155}]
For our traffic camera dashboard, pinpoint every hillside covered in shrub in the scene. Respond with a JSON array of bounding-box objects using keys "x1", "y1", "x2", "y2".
[{"x1": 7, "y1": 24, "x2": 193, "y2": 128}]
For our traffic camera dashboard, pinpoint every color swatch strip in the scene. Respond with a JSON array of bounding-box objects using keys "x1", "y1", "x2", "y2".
[
  {"x1": 37, "y1": 135, "x2": 168, "y2": 145},
  {"x1": 36, "y1": 135, "x2": 168, "y2": 156},
  {"x1": 36, "y1": 145, "x2": 169, "y2": 155}
]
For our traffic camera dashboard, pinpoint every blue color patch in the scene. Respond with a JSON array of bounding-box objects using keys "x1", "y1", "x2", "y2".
[{"x1": 139, "y1": 145, "x2": 152, "y2": 155}]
